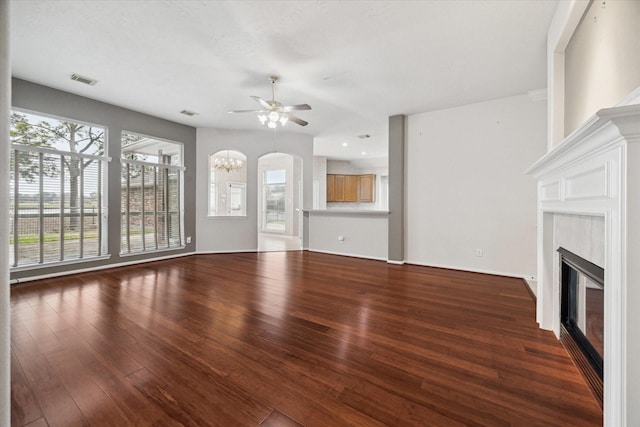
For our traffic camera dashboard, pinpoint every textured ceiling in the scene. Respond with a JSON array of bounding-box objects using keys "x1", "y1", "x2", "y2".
[{"x1": 10, "y1": 0, "x2": 558, "y2": 161}]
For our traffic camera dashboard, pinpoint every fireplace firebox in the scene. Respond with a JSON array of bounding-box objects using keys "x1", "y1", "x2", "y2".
[{"x1": 558, "y1": 247, "x2": 604, "y2": 406}]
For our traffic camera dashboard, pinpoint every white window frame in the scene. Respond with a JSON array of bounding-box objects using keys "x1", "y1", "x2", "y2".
[
  {"x1": 120, "y1": 131, "x2": 185, "y2": 255},
  {"x1": 9, "y1": 109, "x2": 111, "y2": 270},
  {"x1": 262, "y1": 169, "x2": 286, "y2": 233}
]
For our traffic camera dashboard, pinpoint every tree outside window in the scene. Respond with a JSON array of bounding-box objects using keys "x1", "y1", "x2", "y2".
[{"x1": 9, "y1": 110, "x2": 107, "y2": 267}]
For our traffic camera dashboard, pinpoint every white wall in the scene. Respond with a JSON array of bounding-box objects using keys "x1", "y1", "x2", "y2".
[
  {"x1": 196, "y1": 128, "x2": 313, "y2": 253},
  {"x1": 564, "y1": 0, "x2": 640, "y2": 136},
  {"x1": 312, "y1": 156, "x2": 327, "y2": 209},
  {"x1": 546, "y1": 0, "x2": 590, "y2": 149},
  {"x1": 406, "y1": 94, "x2": 546, "y2": 278},
  {"x1": 308, "y1": 212, "x2": 388, "y2": 260}
]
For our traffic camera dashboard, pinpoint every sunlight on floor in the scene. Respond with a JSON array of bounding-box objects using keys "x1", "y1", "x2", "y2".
[{"x1": 258, "y1": 233, "x2": 302, "y2": 252}]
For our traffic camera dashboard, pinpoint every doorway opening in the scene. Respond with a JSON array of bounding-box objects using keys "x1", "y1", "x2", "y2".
[{"x1": 257, "y1": 153, "x2": 303, "y2": 252}]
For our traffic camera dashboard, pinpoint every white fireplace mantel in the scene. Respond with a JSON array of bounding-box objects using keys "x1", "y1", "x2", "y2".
[{"x1": 526, "y1": 103, "x2": 640, "y2": 427}]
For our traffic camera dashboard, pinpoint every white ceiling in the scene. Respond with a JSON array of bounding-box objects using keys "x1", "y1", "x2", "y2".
[{"x1": 10, "y1": 0, "x2": 557, "y2": 162}]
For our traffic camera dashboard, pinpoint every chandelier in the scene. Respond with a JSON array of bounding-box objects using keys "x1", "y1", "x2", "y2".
[{"x1": 213, "y1": 151, "x2": 243, "y2": 172}]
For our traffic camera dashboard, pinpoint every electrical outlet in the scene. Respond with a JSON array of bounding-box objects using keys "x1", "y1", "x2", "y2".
[
  {"x1": 475, "y1": 248, "x2": 483, "y2": 257},
  {"x1": 338, "y1": 235, "x2": 345, "y2": 242},
  {"x1": 186, "y1": 236, "x2": 192, "y2": 244}
]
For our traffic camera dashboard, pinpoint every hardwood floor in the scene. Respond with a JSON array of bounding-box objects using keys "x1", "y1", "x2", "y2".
[{"x1": 10, "y1": 252, "x2": 602, "y2": 426}]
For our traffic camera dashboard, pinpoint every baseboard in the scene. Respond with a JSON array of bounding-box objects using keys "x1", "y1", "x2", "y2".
[
  {"x1": 523, "y1": 278, "x2": 537, "y2": 301},
  {"x1": 404, "y1": 259, "x2": 536, "y2": 281},
  {"x1": 306, "y1": 248, "x2": 387, "y2": 262},
  {"x1": 195, "y1": 249, "x2": 258, "y2": 255}
]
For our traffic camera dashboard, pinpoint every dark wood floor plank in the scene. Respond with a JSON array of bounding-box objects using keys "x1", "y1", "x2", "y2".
[
  {"x1": 10, "y1": 349, "x2": 43, "y2": 427},
  {"x1": 177, "y1": 319, "x2": 385, "y2": 426},
  {"x1": 22, "y1": 418, "x2": 48, "y2": 427},
  {"x1": 125, "y1": 367, "x2": 210, "y2": 426},
  {"x1": 42, "y1": 343, "x2": 132, "y2": 426},
  {"x1": 338, "y1": 383, "x2": 469, "y2": 427},
  {"x1": 11, "y1": 252, "x2": 602, "y2": 426},
  {"x1": 49, "y1": 321, "x2": 179, "y2": 427},
  {"x1": 261, "y1": 409, "x2": 303, "y2": 427},
  {"x1": 10, "y1": 319, "x2": 89, "y2": 427}
]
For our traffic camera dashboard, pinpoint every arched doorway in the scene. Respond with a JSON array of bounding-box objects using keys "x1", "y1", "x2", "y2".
[{"x1": 257, "y1": 152, "x2": 303, "y2": 252}]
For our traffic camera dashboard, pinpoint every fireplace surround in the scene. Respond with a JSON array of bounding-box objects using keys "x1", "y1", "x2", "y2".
[{"x1": 527, "y1": 101, "x2": 640, "y2": 426}]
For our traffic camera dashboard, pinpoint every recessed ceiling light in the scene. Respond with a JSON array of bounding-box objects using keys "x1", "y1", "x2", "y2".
[
  {"x1": 342, "y1": 142, "x2": 348, "y2": 147},
  {"x1": 361, "y1": 151, "x2": 367, "y2": 155},
  {"x1": 180, "y1": 110, "x2": 199, "y2": 116},
  {"x1": 70, "y1": 73, "x2": 97, "y2": 86}
]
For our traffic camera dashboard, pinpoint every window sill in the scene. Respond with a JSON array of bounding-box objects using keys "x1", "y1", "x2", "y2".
[
  {"x1": 119, "y1": 246, "x2": 187, "y2": 257},
  {"x1": 206, "y1": 215, "x2": 248, "y2": 220},
  {"x1": 10, "y1": 254, "x2": 112, "y2": 273}
]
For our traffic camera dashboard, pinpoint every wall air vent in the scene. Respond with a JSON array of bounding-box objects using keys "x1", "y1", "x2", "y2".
[
  {"x1": 180, "y1": 110, "x2": 199, "y2": 116},
  {"x1": 70, "y1": 73, "x2": 97, "y2": 86},
  {"x1": 357, "y1": 134, "x2": 371, "y2": 139}
]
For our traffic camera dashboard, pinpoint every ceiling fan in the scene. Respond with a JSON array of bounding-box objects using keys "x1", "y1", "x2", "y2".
[{"x1": 228, "y1": 76, "x2": 311, "y2": 128}]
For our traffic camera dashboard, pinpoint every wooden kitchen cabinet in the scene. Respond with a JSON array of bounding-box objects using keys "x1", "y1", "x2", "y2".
[
  {"x1": 334, "y1": 175, "x2": 345, "y2": 201},
  {"x1": 344, "y1": 175, "x2": 358, "y2": 201},
  {"x1": 326, "y1": 174, "x2": 375, "y2": 202},
  {"x1": 357, "y1": 174, "x2": 375, "y2": 202},
  {"x1": 326, "y1": 174, "x2": 336, "y2": 201}
]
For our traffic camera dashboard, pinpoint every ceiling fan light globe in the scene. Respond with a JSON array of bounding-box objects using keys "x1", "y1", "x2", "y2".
[
  {"x1": 268, "y1": 111, "x2": 280, "y2": 121},
  {"x1": 267, "y1": 121, "x2": 277, "y2": 129},
  {"x1": 280, "y1": 116, "x2": 288, "y2": 126},
  {"x1": 258, "y1": 114, "x2": 267, "y2": 124}
]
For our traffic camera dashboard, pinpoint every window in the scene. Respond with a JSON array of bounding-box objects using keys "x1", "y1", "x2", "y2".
[
  {"x1": 9, "y1": 110, "x2": 108, "y2": 268},
  {"x1": 208, "y1": 150, "x2": 246, "y2": 216},
  {"x1": 263, "y1": 169, "x2": 286, "y2": 232},
  {"x1": 120, "y1": 132, "x2": 184, "y2": 254},
  {"x1": 227, "y1": 182, "x2": 247, "y2": 216}
]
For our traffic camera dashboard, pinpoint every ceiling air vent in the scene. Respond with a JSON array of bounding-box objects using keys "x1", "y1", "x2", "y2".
[
  {"x1": 357, "y1": 134, "x2": 371, "y2": 139},
  {"x1": 180, "y1": 110, "x2": 199, "y2": 116},
  {"x1": 70, "y1": 73, "x2": 97, "y2": 86}
]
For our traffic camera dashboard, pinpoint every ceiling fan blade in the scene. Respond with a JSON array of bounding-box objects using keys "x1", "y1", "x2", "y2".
[
  {"x1": 228, "y1": 109, "x2": 264, "y2": 114},
  {"x1": 283, "y1": 104, "x2": 311, "y2": 112},
  {"x1": 251, "y1": 96, "x2": 272, "y2": 109},
  {"x1": 284, "y1": 113, "x2": 308, "y2": 127}
]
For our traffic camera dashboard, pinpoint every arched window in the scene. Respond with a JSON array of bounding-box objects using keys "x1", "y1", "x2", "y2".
[{"x1": 208, "y1": 150, "x2": 247, "y2": 216}]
